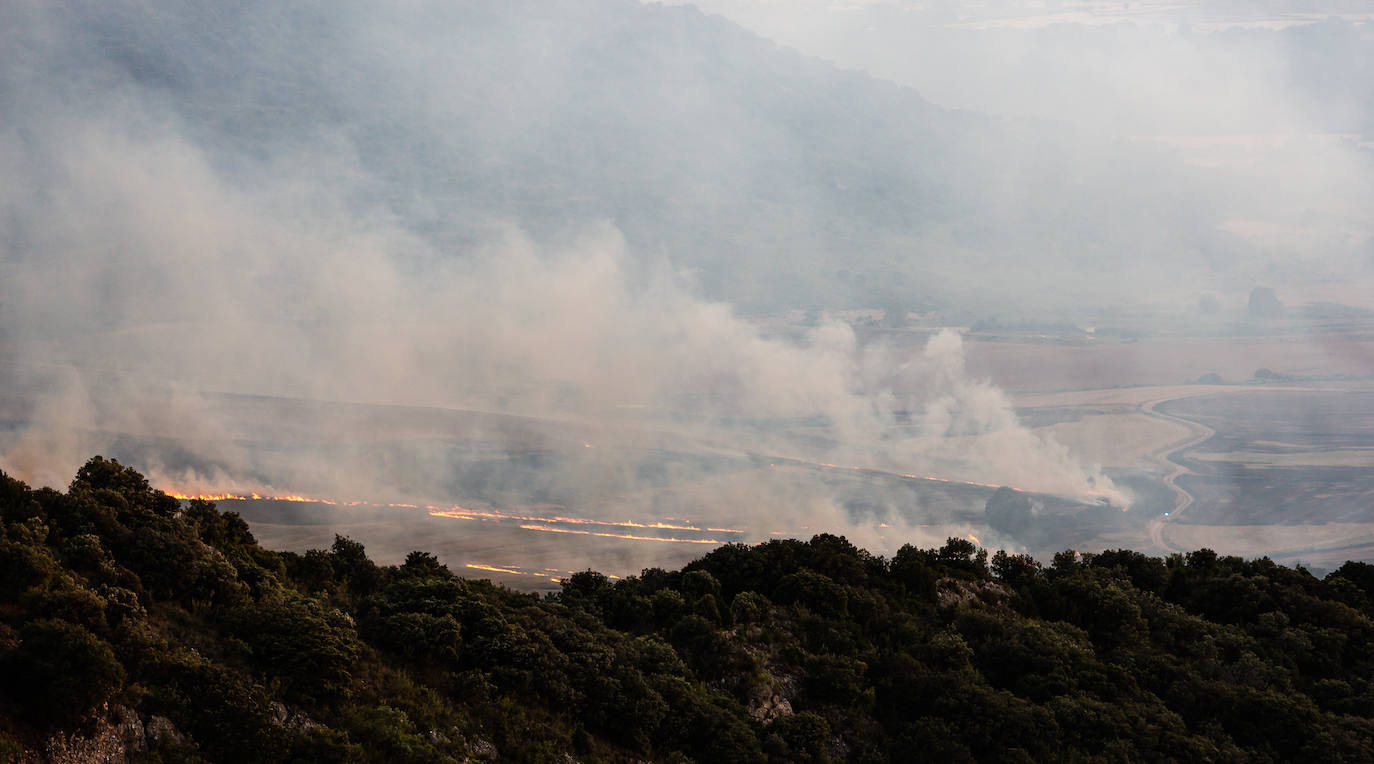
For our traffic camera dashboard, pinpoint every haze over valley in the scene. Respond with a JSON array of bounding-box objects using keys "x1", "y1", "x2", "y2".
[{"x1": 3, "y1": 0, "x2": 1374, "y2": 587}]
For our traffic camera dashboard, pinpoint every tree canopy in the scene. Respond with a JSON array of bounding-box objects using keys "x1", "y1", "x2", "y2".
[{"x1": 1, "y1": 457, "x2": 1372, "y2": 761}]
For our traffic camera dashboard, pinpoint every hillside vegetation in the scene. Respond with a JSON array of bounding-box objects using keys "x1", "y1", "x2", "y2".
[{"x1": 2, "y1": 457, "x2": 1374, "y2": 761}]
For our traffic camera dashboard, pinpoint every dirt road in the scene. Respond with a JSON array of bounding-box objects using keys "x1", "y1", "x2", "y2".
[{"x1": 1139, "y1": 394, "x2": 1216, "y2": 553}]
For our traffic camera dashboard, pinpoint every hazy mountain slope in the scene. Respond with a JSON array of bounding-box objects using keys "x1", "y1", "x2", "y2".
[{"x1": 1, "y1": 0, "x2": 1227, "y2": 311}]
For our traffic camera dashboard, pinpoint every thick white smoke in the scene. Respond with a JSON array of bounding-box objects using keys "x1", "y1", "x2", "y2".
[{"x1": 0, "y1": 0, "x2": 1137, "y2": 570}]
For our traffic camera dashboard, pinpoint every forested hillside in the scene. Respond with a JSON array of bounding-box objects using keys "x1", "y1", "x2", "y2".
[{"x1": 2, "y1": 457, "x2": 1373, "y2": 761}]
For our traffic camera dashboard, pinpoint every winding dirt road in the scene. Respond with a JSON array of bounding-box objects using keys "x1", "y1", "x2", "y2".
[{"x1": 1140, "y1": 394, "x2": 1216, "y2": 553}]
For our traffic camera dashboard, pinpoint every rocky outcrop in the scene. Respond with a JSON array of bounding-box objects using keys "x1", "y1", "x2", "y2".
[
  {"x1": 143, "y1": 715, "x2": 183, "y2": 748},
  {"x1": 748, "y1": 692, "x2": 794, "y2": 722},
  {"x1": 269, "y1": 701, "x2": 323, "y2": 734},
  {"x1": 41, "y1": 706, "x2": 146, "y2": 764},
  {"x1": 467, "y1": 734, "x2": 499, "y2": 760},
  {"x1": 745, "y1": 653, "x2": 800, "y2": 724},
  {"x1": 12, "y1": 706, "x2": 195, "y2": 763},
  {"x1": 936, "y1": 577, "x2": 1010, "y2": 608}
]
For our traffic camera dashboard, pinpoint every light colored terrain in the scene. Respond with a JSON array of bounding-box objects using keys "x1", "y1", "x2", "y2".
[
  {"x1": 1011, "y1": 382, "x2": 1365, "y2": 558},
  {"x1": 1013, "y1": 384, "x2": 1223, "y2": 553},
  {"x1": 1138, "y1": 393, "x2": 1218, "y2": 553},
  {"x1": 1031, "y1": 413, "x2": 1190, "y2": 469},
  {"x1": 1190, "y1": 449, "x2": 1374, "y2": 468},
  {"x1": 1014, "y1": 384, "x2": 1291, "y2": 472}
]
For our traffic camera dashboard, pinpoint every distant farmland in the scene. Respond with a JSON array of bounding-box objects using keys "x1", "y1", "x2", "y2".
[{"x1": 1160, "y1": 390, "x2": 1374, "y2": 526}]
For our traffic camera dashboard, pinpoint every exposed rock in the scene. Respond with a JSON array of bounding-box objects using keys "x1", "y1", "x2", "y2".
[
  {"x1": 746, "y1": 661, "x2": 801, "y2": 724},
  {"x1": 748, "y1": 693, "x2": 794, "y2": 722},
  {"x1": 468, "y1": 735, "x2": 499, "y2": 760},
  {"x1": 292, "y1": 713, "x2": 324, "y2": 734},
  {"x1": 428, "y1": 728, "x2": 451, "y2": 745},
  {"x1": 43, "y1": 705, "x2": 145, "y2": 764},
  {"x1": 936, "y1": 577, "x2": 1009, "y2": 608},
  {"x1": 268, "y1": 701, "x2": 323, "y2": 733},
  {"x1": 145, "y1": 715, "x2": 184, "y2": 747}
]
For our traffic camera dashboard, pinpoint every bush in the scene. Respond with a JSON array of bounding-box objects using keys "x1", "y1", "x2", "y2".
[{"x1": 0, "y1": 619, "x2": 125, "y2": 731}]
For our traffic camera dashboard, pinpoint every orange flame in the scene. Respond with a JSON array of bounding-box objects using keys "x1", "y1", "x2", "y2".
[
  {"x1": 164, "y1": 486, "x2": 744, "y2": 547},
  {"x1": 166, "y1": 491, "x2": 341, "y2": 504},
  {"x1": 428, "y1": 508, "x2": 742, "y2": 534},
  {"x1": 465, "y1": 563, "x2": 615, "y2": 583},
  {"x1": 466, "y1": 563, "x2": 527, "y2": 576},
  {"x1": 518, "y1": 524, "x2": 727, "y2": 545}
]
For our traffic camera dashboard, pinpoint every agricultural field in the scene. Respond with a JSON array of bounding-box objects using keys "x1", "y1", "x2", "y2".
[
  {"x1": 1160, "y1": 391, "x2": 1374, "y2": 521},
  {"x1": 993, "y1": 332, "x2": 1374, "y2": 570}
]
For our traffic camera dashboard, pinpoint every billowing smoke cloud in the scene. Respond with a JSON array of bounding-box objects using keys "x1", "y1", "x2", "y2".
[
  {"x1": 0, "y1": 0, "x2": 1186, "y2": 573},
  {"x1": 0, "y1": 116, "x2": 1118, "y2": 541},
  {"x1": 0, "y1": 118, "x2": 1119, "y2": 471}
]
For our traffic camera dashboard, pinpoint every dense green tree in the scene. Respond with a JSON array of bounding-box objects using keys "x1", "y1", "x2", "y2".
[
  {"x1": 1, "y1": 619, "x2": 123, "y2": 730},
  {"x1": 225, "y1": 590, "x2": 360, "y2": 705},
  {"x1": 4, "y1": 457, "x2": 1374, "y2": 762}
]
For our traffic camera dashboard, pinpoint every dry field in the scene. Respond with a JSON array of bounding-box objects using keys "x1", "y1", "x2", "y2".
[
  {"x1": 1002, "y1": 366, "x2": 1374, "y2": 566},
  {"x1": 1011, "y1": 384, "x2": 1284, "y2": 471},
  {"x1": 1190, "y1": 449, "x2": 1374, "y2": 468},
  {"x1": 964, "y1": 335, "x2": 1374, "y2": 393}
]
